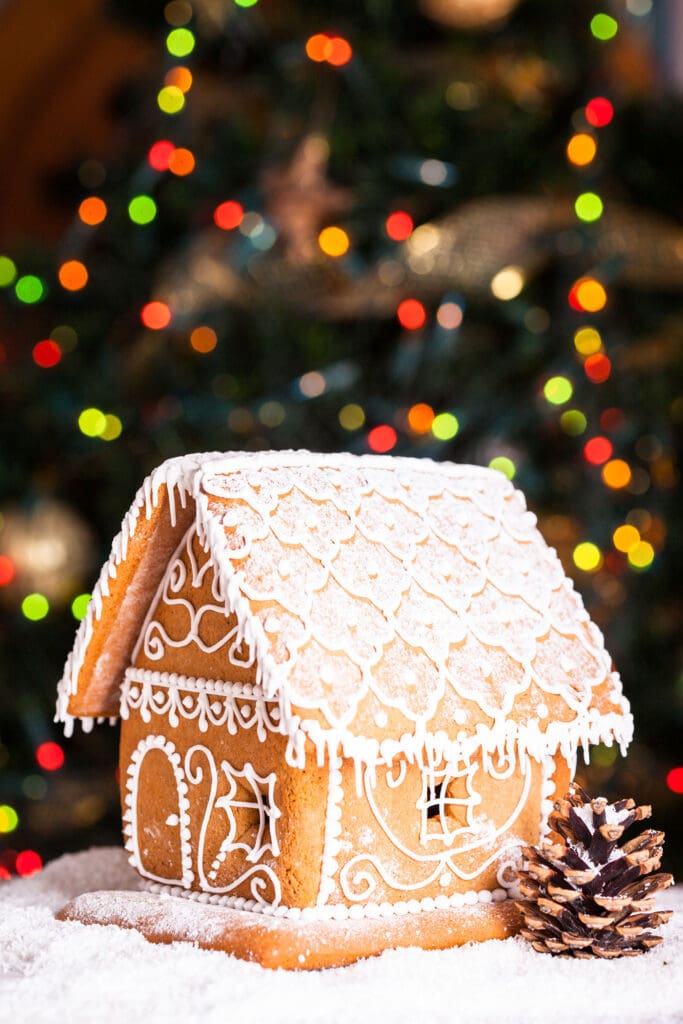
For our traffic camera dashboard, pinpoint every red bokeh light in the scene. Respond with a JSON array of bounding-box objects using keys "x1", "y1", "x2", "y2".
[
  {"x1": 583, "y1": 436, "x2": 613, "y2": 465},
  {"x1": 141, "y1": 301, "x2": 172, "y2": 330},
  {"x1": 385, "y1": 211, "x2": 414, "y2": 241},
  {"x1": 36, "y1": 741, "x2": 65, "y2": 771},
  {"x1": 16, "y1": 850, "x2": 42, "y2": 877},
  {"x1": 0, "y1": 866, "x2": 10, "y2": 881},
  {"x1": 599, "y1": 406, "x2": 624, "y2": 432},
  {"x1": 326, "y1": 36, "x2": 353, "y2": 66},
  {"x1": 32, "y1": 339, "x2": 62, "y2": 368},
  {"x1": 0, "y1": 555, "x2": 15, "y2": 586},
  {"x1": 148, "y1": 140, "x2": 176, "y2": 172},
  {"x1": 585, "y1": 97, "x2": 614, "y2": 128},
  {"x1": 584, "y1": 353, "x2": 612, "y2": 383},
  {"x1": 397, "y1": 298, "x2": 427, "y2": 330},
  {"x1": 214, "y1": 201, "x2": 244, "y2": 231},
  {"x1": 367, "y1": 425, "x2": 397, "y2": 453},
  {"x1": 666, "y1": 767, "x2": 683, "y2": 794}
]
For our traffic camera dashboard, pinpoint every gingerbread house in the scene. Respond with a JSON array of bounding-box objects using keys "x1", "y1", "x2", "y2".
[{"x1": 56, "y1": 450, "x2": 633, "y2": 967}]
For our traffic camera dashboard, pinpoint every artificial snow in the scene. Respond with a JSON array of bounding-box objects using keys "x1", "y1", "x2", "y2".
[{"x1": 0, "y1": 847, "x2": 680, "y2": 1024}]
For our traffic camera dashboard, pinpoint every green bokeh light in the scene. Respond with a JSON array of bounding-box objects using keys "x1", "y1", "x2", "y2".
[
  {"x1": 543, "y1": 376, "x2": 573, "y2": 405},
  {"x1": 489, "y1": 456, "x2": 516, "y2": 479},
  {"x1": 71, "y1": 593, "x2": 92, "y2": 620},
  {"x1": 431, "y1": 412, "x2": 459, "y2": 440},
  {"x1": 128, "y1": 195, "x2": 157, "y2": 225},
  {"x1": 0, "y1": 256, "x2": 17, "y2": 287},
  {"x1": 590, "y1": 13, "x2": 618, "y2": 40},
  {"x1": 21, "y1": 593, "x2": 49, "y2": 621},
  {"x1": 167, "y1": 27, "x2": 195, "y2": 56},
  {"x1": 15, "y1": 275, "x2": 45, "y2": 304},
  {"x1": 575, "y1": 192, "x2": 604, "y2": 222}
]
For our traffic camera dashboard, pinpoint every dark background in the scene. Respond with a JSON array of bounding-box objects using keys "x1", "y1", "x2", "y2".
[{"x1": 0, "y1": 0, "x2": 681, "y2": 880}]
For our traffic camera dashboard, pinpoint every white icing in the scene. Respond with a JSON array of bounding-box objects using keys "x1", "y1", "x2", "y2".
[{"x1": 317, "y1": 757, "x2": 344, "y2": 907}]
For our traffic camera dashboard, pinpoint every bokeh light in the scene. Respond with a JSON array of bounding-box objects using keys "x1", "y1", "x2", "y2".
[
  {"x1": 339, "y1": 404, "x2": 365, "y2": 430},
  {"x1": 78, "y1": 407, "x2": 106, "y2": 437},
  {"x1": 590, "y1": 13, "x2": 618, "y2": 40},
  {"x1": 168, "y1": 147, "x2": 195, "y2": 176},
  {"x1": 490, "y1": 266, "x2": 524, "y2": 300},
  {"x1": 149, "y1": 140, "x2": 176, "y2": 171},
  {"x1": 574, "y1": 326, "x2": 602, "y2": 355},
  {"x1": 569, "y1": 276, "x2": 607, "y2": 312},
  {"x1": 368, "y1": 425, "x2": 397, "y2": 453},
  {"x1": 566, "y1": 133, "x2": 597, "y2": 166},
  {"x1": 71, "y1": 593, "x2": 91, "y2": 620},
  {"x1": 36, "y1": 741, "x2": 64, "y2": 771},
  {"x1": 158, "y1": 85, "x2": 185, "y2": 114},
  {"x1": 583, "y1": 436, "x2": 613, "y2": 465},
  {"x1": 15, "y1": 275, "x2": 45, "y2": 304},
  {"x1": 33, "y1": 340, "x2": 61, "y2": 368},
  {"x1": 488, "y1": 456, "x2": 515, "y2": 479},
  {"x1": 21, "y1": 593, "x2": 49, "y2": 621},
  {"x1": 299, "y1": 371, "x2": 326, "y2": 397},
  {"x1": 101, "y1": 414, "x2": 123, "y2": 441},
  {"x1": 584, "y1": 352, "x2": 612, "y2": 382},
  {"x1": 432, "y1": 412, "x2": 459, "y2": 441},
  {"x1": 575, "y1": 192, "x2": 604, "y2": 222},
  {"x1": 573, "y1": 541, "x2": 602, "y2": 572},
  {"x1": 78, "y1": 197, "x2": 107, "y2": 225},
  {"x1": 165, "y1": 0, "x2": 192, "y2": 25},
  {"x1": 318, "y1": 226, "x2": 350, "y2": 257},
  {"x1": 0, "y1": 556, "x2": 15, "y2": 586},
  {"x1": 190, "y1": 326, "x2": 218, "y2": 353},
  {"x1": 543, "y1": 376, "x2": 573, "y2": 405},
  {"x1": 0, "y1": 255, "x2": 17, "y2": 286},
  {"x1": 436, "y1": 301, "x2": 463, "y2": 329},
  {"x1": 385, "y1": 211, "x2": 414, "y2": 241},
  {"x1": 627, "y1": 540, "x2": 655, "y2": 570},
  {"x1": 560, "y1": 409, "x2": 587, "y2": 435},
  {"x1": 0, "y1": 805, "x2": 19, "y2": 833},
  {"x1": 58, "y1": 260, "x2": 88, "y2": 291},
  {"x1": 165, "y1": 66, "x2": 193, "y2": 92},
  {"x1": 305, "y1": 34, "x2": 352, "y2": 66},
  {"x1": 602, "y1": 458, "x2": 631, "y2": 489},
  {"x1": 128, "y1": 195, "x2": 157, "y2": 225},
  {"x1": 141, "y1": 301, "x2": 172, "y2": 330},
  {"x1": 214, "y1": 201, "x2": 244, "y2": 230},
  {"x1": 408, "y1": 403, "x2": 435, "y2": 434},
  {"x1": 613, "y1": 524, "x2": 640, "y2": 552},
  {"x1": 167, "y1": 27, "x2": 195, "y2": 56},
  {"x1": 16, "y1": 850, "x2": 42, "y2": 877},
  {"x1": 585, "y1": 97, "x2": 614, "y2": 127},
  {"x1": 397, "y1": 298, "x2": 426, "y2": 330},
  {"x1": 666, "y1": 767, "x2": 683, "y2": 794}
]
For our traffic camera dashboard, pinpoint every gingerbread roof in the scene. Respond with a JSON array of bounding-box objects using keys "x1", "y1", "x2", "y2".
[{"x1": 56, "y1": 451, "x2": 632, "y2": 770}]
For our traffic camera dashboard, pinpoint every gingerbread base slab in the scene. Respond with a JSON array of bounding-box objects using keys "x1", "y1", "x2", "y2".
[{"x1": 57, "y1": 890, "x2": 521, "y2": 970}]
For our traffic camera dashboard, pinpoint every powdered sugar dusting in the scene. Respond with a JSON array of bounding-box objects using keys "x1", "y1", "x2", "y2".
[{"x1": 1, "y1": 847, "x2": 680, "y2": 1024}]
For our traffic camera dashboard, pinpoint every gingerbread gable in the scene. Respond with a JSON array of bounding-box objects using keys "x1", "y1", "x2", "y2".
[{"x1": 57, "y1": 451, "x2": 632, "y2": 771}]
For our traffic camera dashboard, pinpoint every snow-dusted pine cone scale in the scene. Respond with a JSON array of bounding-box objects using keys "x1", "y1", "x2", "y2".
[{"x1": 516, "y1": 783, "x2": 674, "y2": 958}]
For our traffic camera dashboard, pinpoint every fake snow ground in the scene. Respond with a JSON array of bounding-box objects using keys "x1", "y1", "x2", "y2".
[{"x1": 1, "y1": 847, "x2": 680, "y2": 1024}]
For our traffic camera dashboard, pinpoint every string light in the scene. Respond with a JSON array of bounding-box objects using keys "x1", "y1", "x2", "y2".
[
  {"x1": 584, "y1": 352, "x2": 611, "y2": 382},
  {"x1": 149, "y1": 140, "x2": 176, "y2": 172},
  {"x1": 141, "y1": 301, "x2": 172, "y2": 329},
  {"x1": 339, "y1": 404, "x2": 365, "y2": 430},
  {"x1": 367, "y1": 425, "x2": 397, "y2": 453},
  {"x1": 627, "y1": 540, "x2": 655, "y2": 570},
  {"x1": 573, "y1": 541, "x2": 602, "y2": 572},
  {"x1": 36, "y1": 742, "x2": 64, "y2": 771},
  {"x1": 613, "y1": 525, "x2": 640, "y2": 553},
  {"x1": 101, "y1": 414, "x2": 123, "y2": 441},
  {"x1": 568, "y1": 276, "x2": 607, "y2": 312},
  {"x1": 566, "y1": 133, "x2": 597, "y2": 166},
  {"x1": 602, "y1": 459, "x2": 631, "y2": 489},
  {"x1": 305, "y1": 34, "x2": 352, "y2": 66},
  {"x1": 78, "y1": 407, "x2": 106, "y2": 437},
  {"x1": 214, "y1": 201, "x2": 243, "y2": 230},
  {"x1": 397, "y1": 298, "x2": 426, "y2": 330},
  {"x1": 574, "y1": 326, "x2": 602, "y2": 355},
  {"x1": 78, "y1": 197, "x2": 107, "y2": 225},
  {"x1": 158, "y1": 85, "x2": 185, "y2": 114},
  {"x1": 21, "y1": 593, "x2": 49, "y2": 621},
  {"x1": 318, "y1": 226, "x2": 350, "y2": 257},
  {"x1": 58, "y1": 260, "x2": 88, "y2": 291},
  {"x1": 165, "y1": 66, "x2": 193, "y2": 92},
  {"x1": 385, "y1": 211, "x2": 414, "y2": 241},
  {"x1": 32, "y1": 340, "x2": 61, "y2": 368},
  {"x1": 432, "y1": 412, "x2": 459, "y2": 441}
]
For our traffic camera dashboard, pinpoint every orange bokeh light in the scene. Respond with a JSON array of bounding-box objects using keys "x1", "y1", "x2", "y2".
[
  {"x1": 407, "y1": 403, "x2": 435, "y2": 434},
  {"x1": 168, "y1": 147, "x2": 195, "y2": 176},
  {"x1": 602, "y1": 459, "x2": 632, "y2": 489},
  {"x1": 141, "y1": 301, "x2": 172, "y2": 330},
  {"x1": 190, "y1": 326, "x2": 218, "y2": 353},
  {"x1": 305, "y1": 33, "x2": 352, "y2": 66},
  {"x1": 214, "y1": 201, "x2": 244, "y2": 230},
  {"x1": 566, "y1": 133, "x2": 597, "y2": 166},
  {"x1": 78, "y1": 196, "x2": 107, "y2": 226},
  {"x1": 58, "y1": 260, "x2": 88, "y2": 291},
  {"x1": 164, "y1": 66, "x2": 193, "y2": 92}
]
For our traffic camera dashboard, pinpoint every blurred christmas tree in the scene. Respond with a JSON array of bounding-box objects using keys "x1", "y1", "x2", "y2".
[{"x1": 0, "y1": 0, "x2": 681, "y2": 878}]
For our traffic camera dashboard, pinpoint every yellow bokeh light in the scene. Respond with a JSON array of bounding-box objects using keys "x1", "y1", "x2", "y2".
[
  {"x1": 602, "y1": 459, "x2": 631, "y2": 489},
  {"x1": 432, "y1": 412, "x2": 459, "y2": 441},
  {"x1": 318, "y1": 226, "x2": 350, "y2": 257},
  {"x1": 488, "y1": 456, "x2": 515, "y2": 479},
  {"x1": 543, "y1": 376, "x2": 573, "y2": 405},
  {"x1": 566, "y1": 133, "x2": 597, "y2": 166},
  {"x1": 339, "y1": 403, "x2": 365, "y2": 430},
  {"x1": 100, "y1": 414, "x2": 123, "y2": 441},
  {"x1": 157, "y1": 85, "x2": 185, "y2": 114},
  {"x1": 490, "y1": 266, "x2": 525, "y2": 301},
  {"x1": 574, "y1": 326, "x2": 602, "y2": 356},
  {"x1": 576, "y1": 278, "x2": 607, "y2": 313},
  {"x1": 78, "y1": 407, "x2": 106, "y2": 437},
  {"x1": 613, "y1": 524, "x2": 640, "y2": 553},
  {"x1": 560, "y1": 409, "x2": 587, "y2": 436},
  {"x1": 573, "y1": 541, "x2": 602, "y2": 572},
  {"x1": 627, "y1": 540, "x2": 655, "y2": 570}
]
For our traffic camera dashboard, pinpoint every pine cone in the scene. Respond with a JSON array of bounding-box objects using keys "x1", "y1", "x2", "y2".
[{"x1": 516, "y1": 783, "x2": 674, "y2": 958}]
